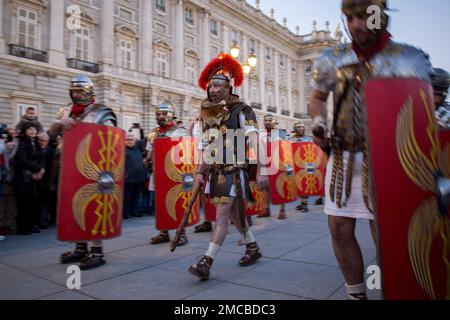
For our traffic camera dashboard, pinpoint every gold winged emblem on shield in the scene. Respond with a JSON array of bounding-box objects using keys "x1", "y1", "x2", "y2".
[
  {"x1": 396, "y1": 89, "x2": 450, "y2": 299},
  {"x1": 72, "y1": 130, "x2": 124, "y2": 236}
]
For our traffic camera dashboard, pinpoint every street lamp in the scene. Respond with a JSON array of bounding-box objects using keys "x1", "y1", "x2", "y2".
[
  {"x1": 230, "y1": 43, "x2": 240, "y2": 59},
  {"x1": 242, "y1": 62, "x2": 251, "y2": 76},
  {"x1": 247, "y1": 53, "x2": 258, "y2": 68},
  {"x1": 229, "y1": 44, "x2": 257, "y2": 76}
]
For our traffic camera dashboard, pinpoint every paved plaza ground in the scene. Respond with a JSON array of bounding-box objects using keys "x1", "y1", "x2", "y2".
[{"x1": 0, "y1": 200, "x2": 381, "y2": 300}]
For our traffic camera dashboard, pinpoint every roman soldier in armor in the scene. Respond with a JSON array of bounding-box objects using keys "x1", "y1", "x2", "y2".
[
  {"x1": 310, "y1": 0, "x2": 432, "y2": 299},
  {"x1": 258, "y1": 114, "x2": 289, "y2": 220},
  {"x1": 49, "y1": 75, "x2": 117, "y2": 270},
  {"x1": 147, "y1": 101, "x2": 190, "y2": 246},
  {"x1": 290, "y1": 122, "x2": 324, "y2": 212},
  {"x1": 188, "y1": 53, "x2": 267, "y2": 281},
  {"x1": 433, "y1": 68, "x2": 450, "y2": 128}
]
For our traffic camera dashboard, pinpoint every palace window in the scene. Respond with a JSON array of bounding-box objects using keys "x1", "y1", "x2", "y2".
[
  {"x1": 156, "y1": 0, "x2": 166, "y2": 13},
  {"x1": 114, "y1": 5, "x2": 134, "y2": 22},
  {"x1": 156, "y1": 50, "x2": 168, "y2": 77},
  {"x1": 119, "y1": 39, "x2": 134, "y2": 69},
  {"x1": 266, "y1": 47, "x2": 272, "y2": 61},
  {"x1": 17, "y1": 7, "x2": 38, "y2": 48},
  {"x1": 210, "y1": 19, "x2": 218, "y2": 36},
  {"x1": 186, "y1": 59, "x2": 197, "y2": 84},
  {"x1": 185, "y1": 8, "x2": 194, "y2": 25},
  {"x1": 74, "y1": 26, "x2": 91, "y2": 61}
]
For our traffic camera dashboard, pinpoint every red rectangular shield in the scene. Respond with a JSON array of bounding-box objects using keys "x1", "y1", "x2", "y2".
[
  {"x1": 292, "y1": 142, "x2": 326, "y2": 197},
  {"x1": 268, "y1": 141, "x2": 298, "y2": 205},
  {"x1": 203, "y1": 196, "x2": 217, "y2": 222},
  {"x1": 57, "y1": 123, "x2": 125, "y2": 241},
  {"x1": 365, "y1": 78, "x2": 449, "y2": 300},
  {"x1": 203, "y1": 178, "x2": 217, "y2": 222},
  {"x1": 154, "y1": 137, "x2": 200, "y2": 230},
  {"x1": 245, "y1": 181, "x2": 265, "y2": 216}
]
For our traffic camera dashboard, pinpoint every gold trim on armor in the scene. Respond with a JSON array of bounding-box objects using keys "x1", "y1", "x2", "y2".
[{"x1": 213, "y1": 196, "x2": 231, "y2": 205}]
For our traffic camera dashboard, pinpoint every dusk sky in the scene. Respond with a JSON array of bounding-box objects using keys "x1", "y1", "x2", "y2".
[{"x1": 247, "y1": 0, "x2": 450, "y2": 75}]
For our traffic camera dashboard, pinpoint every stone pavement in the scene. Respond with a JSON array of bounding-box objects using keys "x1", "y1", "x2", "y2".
[{"x1": 0, "y1": 200, "x2": 381, "y2": 300}]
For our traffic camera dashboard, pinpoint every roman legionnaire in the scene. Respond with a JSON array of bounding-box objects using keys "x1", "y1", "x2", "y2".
[
  {"x1": 188, "y1": 53, "x2": 266, "y2": 280},
  {"x1": 290, "y1": 122, "x2": 324, "y2": 212},
  {"x1": 310, "y1": 0, "x2": 433, "y2": 299},
  {"x1": 50, "y1": 75, "x2": 119, "y2": 270},
  {"x1": 258, "y1": 114, "x2": 290, "y2": 220},
  {"x1": 433, "y1": 68, "x2": 450, "y2": 128},
  {"x1": 147, "y1": 101, "x2": 190, "y2": 246}
]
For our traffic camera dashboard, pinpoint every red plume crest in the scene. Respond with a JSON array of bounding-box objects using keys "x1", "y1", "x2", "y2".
[{"x1": 198, "y1": 53, "x2": 244, "y2": 91}]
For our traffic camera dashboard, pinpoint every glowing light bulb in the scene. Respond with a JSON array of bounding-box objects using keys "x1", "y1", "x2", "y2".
[
  {"x1": 230, "y1": 43, "x2": 240, "y2": 58},
  {"x1": 247, "y1": 53, "x2": 258, "y2": 68}
]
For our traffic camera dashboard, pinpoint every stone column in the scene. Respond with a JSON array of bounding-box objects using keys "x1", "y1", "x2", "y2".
[
  {"x1": 48, "y1": 0, "x2": 65, "y2": 66},
  {"x1": 222, "y1": 24, "x2": 230, "y2": 53},
  {"x1": 180, "y1": 95, "x2": 192, "y2": 122},
  {"x1": 139, "y1": 0, "x2": 153, "y2": 74},
  {"x1": 287, "y1": 57, "x2": 293, "y2": 116},
  {"x1": 258, "y1": 42, "x2": 266, "y2": 110},
  {"x1": 173, "y1": 0, "x2": 184, "y2": 81},
  {"x1": 199, "y1": 10, "x2": 210, "y2": 70},
  {"x1": 298, "y1": 61, "x2": 307, "y2": 114},
  {"x1": 274, "y1": 51, "x2": 280, "y2": 114},
  {"x1": 242, "y1": 34, "x2": 250, "y2": 103},
  {"x1": 0, "y1": 0, "x2": 5, "y2": 54},
  {"x1": 100, "y1": 0, "x2": 115, "y2": 69},
  {"x1": 148, "y1": 88, "x2": 160, "y2": 130}
]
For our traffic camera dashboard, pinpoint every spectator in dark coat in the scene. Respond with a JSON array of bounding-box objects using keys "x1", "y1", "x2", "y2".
[
  {"x1": 15, "y1": 107, "x2": 44, "y2": 135},
  {"x1": 124, "y1": 133, "x2": 147, "y2": 219},
  {"x1": 0, "y1": 129, "x2": 19, "y2": 236},
  {"x1": 14, "y1": 123, "x2": 44, "y2": 235}
]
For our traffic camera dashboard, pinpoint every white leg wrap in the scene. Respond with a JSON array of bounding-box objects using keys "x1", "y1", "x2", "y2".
[
  {"x1": 345, "y1": 282, "x2": 367, "y2": 300},
  {"x1": 206, "y1": 242, "x2": 221, "y2": 259},
  {"x1": 240, "y1": 229, "x2": 256, "y2": 245}
]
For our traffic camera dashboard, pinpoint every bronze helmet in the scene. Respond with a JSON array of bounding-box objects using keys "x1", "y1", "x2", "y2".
[
  {"x1": 70, "y1": 75, "x2": 94, "y2": 106},
  {"x1": 155, "y1": 101, "x2": 176, "y2": 126}
]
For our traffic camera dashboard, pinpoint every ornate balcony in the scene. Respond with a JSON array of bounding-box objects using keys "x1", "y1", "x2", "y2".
[
  {"x1": 67, "y1": 58, "x2": 100, "y2": 73},
  {"x1": 251, "y1": 102, "x2": 262, "y2": 110},
  {"x1": 9, "y1": 44, "x2": 47, "y2": 62},
  {"x1": 267, "y1": 106, "x2": 277, "y2": 113}
]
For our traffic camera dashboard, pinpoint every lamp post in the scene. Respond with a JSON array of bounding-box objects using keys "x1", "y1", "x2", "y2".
[{"x1": 229, "y1": 44, "x2": 258, "y2": 76}]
